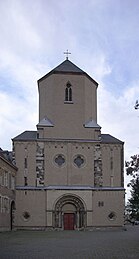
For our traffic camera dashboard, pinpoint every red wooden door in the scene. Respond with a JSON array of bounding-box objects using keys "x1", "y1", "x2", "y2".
[{"x1": 64, "y1": 213, "x2": 74, "y2": 230}]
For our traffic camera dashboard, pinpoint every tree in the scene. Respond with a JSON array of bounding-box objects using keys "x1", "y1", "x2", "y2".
[
  {"x1": 125, "y1": 155, "x2": 139, "y2": 221},
  {"x1": 134, "y1": 100, "x2": 139, "y2": 109}
]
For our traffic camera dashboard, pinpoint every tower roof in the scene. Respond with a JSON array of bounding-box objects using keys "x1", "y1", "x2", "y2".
[
  {"x1": 52, "y1": 59, "x2": 84, "y2": 73},
  {"x1": 38, "y1": 59, "x2": 98, "y2": 85}
]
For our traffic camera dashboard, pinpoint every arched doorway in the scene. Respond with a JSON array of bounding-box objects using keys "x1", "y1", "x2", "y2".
[
  {"x1": 53, "y1": 195, "x2": 86, "y2": 230},
  {"x1": 10, "y1": 201, "x2": 15, "y2": 230}
]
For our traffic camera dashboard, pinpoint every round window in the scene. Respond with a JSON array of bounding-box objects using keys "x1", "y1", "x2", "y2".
[
  {"x1": 74, "y1": 155, "x2": 85, "y2": 168},
  {"x1": 22, "y1": 211, "x2": 30, "y2": 221},
  {"x1": 108, "y1": 212, "x2": 116, "y2": 221},
  {"x1": 54, "y1": 154, "x2": 65, "y2": 167}
]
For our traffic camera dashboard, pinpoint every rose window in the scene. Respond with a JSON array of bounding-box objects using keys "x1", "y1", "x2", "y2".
[
  {"x1": 55, "y1": 154, "x2": 65, "y2": 166},
  {"x1": 108, "y1": 212, "x2": 116, "y2": 221},
  {"x1": 74, "y1": 155, "x2": 85, "y2": 168},
  {"x1": 22, "y1": 211, "x2": 30, "y2": 221}
]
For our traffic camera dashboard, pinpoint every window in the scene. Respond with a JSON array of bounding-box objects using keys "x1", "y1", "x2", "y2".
[
  {"x1": 98, "y1": 201, "x2": 104, "y2": 207},
  {"x1": 74, "y1": 155, "x2": 85, "y2": 168},
  {"x1": 0, "y1": 196, "x2": 9, "y2": 213},
  {"x1": 54, "y1": 154, "x2": 65, "y2": 167},
  {"x1": 24, "y1": 176, "x2": 28, "y2": 186},
  {"x1": 11, "y1": 176, "x2": 15, "y2": 190},
  {"x1": 22, "y1": 211, "x2": 30, "y2": 221},
  {"x1": 4, "y1": 171, "x2": 8, "y2": 187},
  {"x1": 4, "y1": 197, "x2": 9, "y2": 213},
  {"x1": 1, "y1": 172, "x2": 4, "y2": 186},
  {"x1": 108, "y1": 212, "x2": 116, "y2": 221},
  {"x1": 9, "y1": 173, "x2": 11, "y2": 189},
  {"x1": 24, "y1": 158, "x2": 27, "y2": 168},
  {"x1": 65, "y1": 82, "x2": 72, "y2": 102},
  {"x1": 110, "y1": 157, "x2": 113, "y2": 170},
  {"x1": 0, "y1": 173, "x2": 2, "y2": 186}
]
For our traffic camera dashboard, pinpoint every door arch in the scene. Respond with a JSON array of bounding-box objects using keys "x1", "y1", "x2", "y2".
[{"x1": 53, "y1": 194, "x2": 86, "y2": 230}]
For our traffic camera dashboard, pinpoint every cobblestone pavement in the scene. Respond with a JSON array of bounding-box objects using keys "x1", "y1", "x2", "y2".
[{"x1": 0, "y1": 226, "x2": 139, "y2": 259}]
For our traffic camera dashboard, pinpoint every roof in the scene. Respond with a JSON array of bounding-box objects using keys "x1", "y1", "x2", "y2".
[
  {"x1": 12, "y1": 131, "x2": 37, "y2": 141},
  {"x1": 101, "y1": 134, "x2": 124, "y2": 144},
  {"x1": 0, "y1": 148, "x2": 17, "y2": 169},
  {"x1": 0, "y1": 148, "x2": 12, "y2": 162},
  {"x1": 84, "y1": 119, "x2": 101, "y2": 128},
  {"x1": 37, "y1": 117, "x2": 54, "y2": 127},
  {"x1": 52, "y1": 59, "x2": 84, "y2": 73},
  {"x1": 13, "y1": 131, "x2": 123, "y2": 144},
  {"x1": 38, "y1": 59, "x2": 98, "y2": 86}
]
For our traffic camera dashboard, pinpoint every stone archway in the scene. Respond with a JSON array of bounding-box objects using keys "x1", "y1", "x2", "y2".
[{"x1": 53, "y1": 195, "x2": 86, "y2": 230}]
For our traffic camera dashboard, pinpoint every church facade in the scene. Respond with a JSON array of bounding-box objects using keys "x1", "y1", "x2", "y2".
[{"x1": 13, "y1": 58, "x2": 125, "y2": 230}]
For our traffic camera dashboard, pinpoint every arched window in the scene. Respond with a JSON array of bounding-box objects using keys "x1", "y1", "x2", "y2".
[{"x1": 65, "y1": 82, "x2": 72, "y2": 102}]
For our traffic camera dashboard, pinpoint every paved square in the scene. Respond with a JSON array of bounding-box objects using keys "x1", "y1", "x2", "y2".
[{"x1": 0, "y1": 226, "x2": 139, "y2": 259}]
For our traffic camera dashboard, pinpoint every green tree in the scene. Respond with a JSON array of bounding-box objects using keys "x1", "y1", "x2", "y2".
[{"x1": 125, "y1": 155, "x2": 139, "y2": 221}]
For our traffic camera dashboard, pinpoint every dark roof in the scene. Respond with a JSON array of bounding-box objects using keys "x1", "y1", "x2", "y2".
[
  {"x1": 13, "y1": 131, "x2": 123, "y2": 144},
  {"x1": 38, "y1": 59, "x2": 98, "y2": 86},
  {"x1": 0, "y1": 148, "x2": 17, "y2": 169},
  {"x1": 53, "y1": 59, "x2": 84, "y2": 73},
  {"x1": 0, "y1": 148, "x2": 12, "y2": 162},
  {"x1": 101, "y1": 134, "x2": 124, "y2": 144},
  {"x1": 12, "y1": 131, "x2": 37, "y2": 141}
]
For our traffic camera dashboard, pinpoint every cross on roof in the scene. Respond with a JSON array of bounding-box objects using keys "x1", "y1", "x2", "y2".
[{"x1": 64, "y1": 49, "x2": 71, "y2": 60}]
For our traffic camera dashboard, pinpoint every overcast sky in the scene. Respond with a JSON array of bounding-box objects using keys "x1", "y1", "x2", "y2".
[{"x1": 0, "y1": 0, "x2": 139, "y2": 200}]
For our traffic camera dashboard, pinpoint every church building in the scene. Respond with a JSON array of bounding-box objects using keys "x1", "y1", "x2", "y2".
[{"x1": 13, "y1": 56, "x2": 125, "y2": 230}]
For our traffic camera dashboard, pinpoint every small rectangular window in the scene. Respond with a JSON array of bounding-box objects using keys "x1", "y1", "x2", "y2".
[
  {"x1": 110, "y1": 157, "x2": 113, "y2": 170},
  {"x1": 98, "y1": 201, "x2": 104, "y2": 207},
  {"x1": 0, "y1": 196, "x2": 9, "y2": 213},
  {"x1": 9, "y1": 173, "x2": 11, "y2": 189},
  {"x1": 4, "y1": 171, "x2": 8, "y2": 187},
  {"x1": 1, "y1": 196, "x2": 4, "y2": 213},
  {"x1": 0, "y1": 173, "x2": 2, "y2": 186},
  {"x1": 1, "y1": 172, "x2": 4, "y2": 186},
  {"x1": 0, "y1": 196, "x2": 1, "y2": 212},
  {"x1": 11, "y1": 176, "x2": 15, "y2": 190},
  {"x1": 24, "y1": 158, "x2": 27, "y2": 168},
  {"x1": 4, "y1": 197, "x2": 9, "y2": 213},
  {"x1": 24, "y1": 177, "x2": 28, "y2": 186}
]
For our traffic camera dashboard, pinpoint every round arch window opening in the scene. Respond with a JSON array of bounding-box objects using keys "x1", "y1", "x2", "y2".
[{"x1": 74, "y1": 155, "x2": 85, "y2": 168}]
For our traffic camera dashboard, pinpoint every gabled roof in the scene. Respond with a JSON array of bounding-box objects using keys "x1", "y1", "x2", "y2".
[
  {"x1": 38, "y1": 59, "x2": 98, "y2": 86},
  {"x1": 52, "y1": 59, "x2": 84, "y2": 73}
]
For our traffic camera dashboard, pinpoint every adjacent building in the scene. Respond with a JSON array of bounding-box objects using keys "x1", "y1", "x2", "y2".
[
  {"x1": 13, "y1": 58, "x2": 125, "y2": 230},
  {"x1": 0, "y1": 148, "x2": 17, "y2": 231}
]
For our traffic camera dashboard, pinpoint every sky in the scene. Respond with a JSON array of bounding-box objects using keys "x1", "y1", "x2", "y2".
[{"x1": 1, "y1": 0, "x2": 139, "y2": 201}]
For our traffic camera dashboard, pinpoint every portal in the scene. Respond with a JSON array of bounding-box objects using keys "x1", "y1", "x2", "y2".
[{"x1": 53, "y1": 194, "x2": 86, "y2": 230}]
